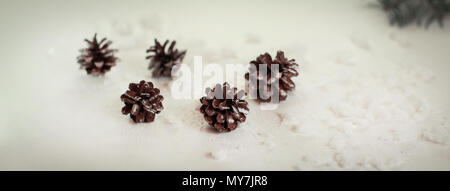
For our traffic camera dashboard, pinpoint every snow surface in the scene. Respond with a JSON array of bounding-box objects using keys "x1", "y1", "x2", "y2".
[{"x1": 0, "y1": 0, "x2": 449, "y2": 170}]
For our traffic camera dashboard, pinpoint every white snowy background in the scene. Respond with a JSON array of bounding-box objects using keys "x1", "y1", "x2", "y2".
[{"x1": 0, "y1": 0, "x2": 449, "y2": 170}]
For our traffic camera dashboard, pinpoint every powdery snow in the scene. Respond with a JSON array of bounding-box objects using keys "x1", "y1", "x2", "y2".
[{"x1": 0, "y1": 0, "x2": 449, "y2": 170}]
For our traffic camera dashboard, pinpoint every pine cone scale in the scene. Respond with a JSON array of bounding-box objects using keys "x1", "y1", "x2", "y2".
[{"x1": 122, "y1": 105, "x2": 132, "y2": 114}]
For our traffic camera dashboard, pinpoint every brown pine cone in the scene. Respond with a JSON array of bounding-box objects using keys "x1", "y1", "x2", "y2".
[
  {"x1": 120, "y1": 80, "x2": 164, "y2": 123},
  {"x1": 245, "y1": 51, "x2": 299, "y2": 103},
  {"x1": 77, "y1": 34, "x2": 118, "y2": 76},
  {"x1": 146, "y1": 39, "x2": 186, "y2": 78},
  {"x1": 200, "y1": 82, "x2": 249, "y2": 132}
]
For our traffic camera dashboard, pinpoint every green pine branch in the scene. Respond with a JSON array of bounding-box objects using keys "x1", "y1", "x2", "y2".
[{"x1": 379, "y1": 0, "x2": 450, "y2": 28}]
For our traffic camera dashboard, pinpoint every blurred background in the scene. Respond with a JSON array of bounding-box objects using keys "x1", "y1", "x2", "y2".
[{"x1": 0, "y1": 0, "x2": 449, "y2": 170}]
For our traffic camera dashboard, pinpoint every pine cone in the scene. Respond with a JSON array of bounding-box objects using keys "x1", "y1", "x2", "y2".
[
  {"x1": 245, "y1": 51, "x2": 299, "y2": 103},
  {"x1": 200, "y1": 82, "x2": 249, "y2": 132},
  {"x1": 120, "y1": 80, "x2": 164, "y2": 123},
  {"x1": 77, "y1": 34, "x2": 118, "y2": 76},
  {"x1": 146, "y1": 39, "x2": 186, "y2": 78}
]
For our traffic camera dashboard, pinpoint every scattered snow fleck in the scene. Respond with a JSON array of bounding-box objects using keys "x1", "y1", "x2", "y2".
[
  {"x1": 421, "y1": 115, "x2": 450, "y2": 145},
  {"x1": 335, "y1": 50, "x2": 354, "y2": 66},
  {"x1": 350, "y1": 34, "x2": 370, "y2": 50},
  {"x1": 294, "y1": 154, "x2": 339, "y2": 171},
  {"x1": 407, "y1": 66, "x2": 436, "y2": 83},
  {"x1": 389, "y1": 32, "x2": 411, "y2": 48},
  {"x1": 261, "y1": 140, "x2": 275, "y2": 151},
  {"x1": 111, "y1": 20, "x2": 134, "y2": 36},
  {"x1": 208, "y1": 149, "x2": 228, "y2": 161},
  {"x1": 47, "y1": 48, "x2": 55, "y2": 56},
  {"x1": 139, "y1": 16, "x2": 162, "y2": 32},
  {"x1": 245, "y1": 33, "x2": 262, "y2": 44}
]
